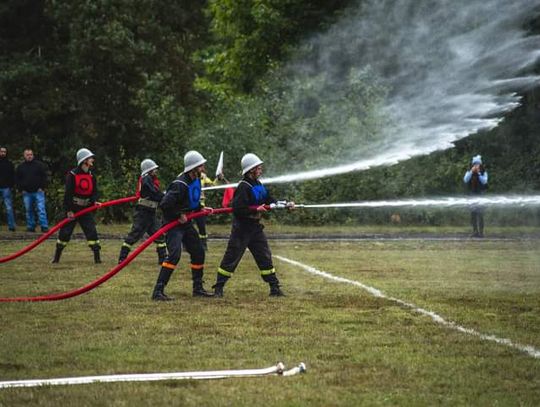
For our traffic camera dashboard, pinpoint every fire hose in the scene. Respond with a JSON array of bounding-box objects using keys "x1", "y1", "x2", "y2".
[
  {"x1": 0, "y1": 204, "x2": 291, "y2": 303},
  {"x1": 0, "y1": 196, "x2": 139, "y2": 264},
  {"x1": 0, "y1": 207, "x2": 235, "y2": 302}
]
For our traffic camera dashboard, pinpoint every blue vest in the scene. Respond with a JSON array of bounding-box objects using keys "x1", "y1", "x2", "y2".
[
  {"x1": 175, "y1": 177, "x2": 201, "y2": 210},
  {"x1": 251, "y1": 184, "x2": 268, "y2": 205},
  {"x1": 187, "y1": 178, "x2": 201, "y2": 209}
]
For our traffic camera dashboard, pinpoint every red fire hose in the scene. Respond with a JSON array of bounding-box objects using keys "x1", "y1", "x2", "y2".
[
  {"x1": 0, "y1": 207, "x2": 236, "y2": 302},
  {"x1": 0, "y1": 196, "x2": 139, "y2": 264}
]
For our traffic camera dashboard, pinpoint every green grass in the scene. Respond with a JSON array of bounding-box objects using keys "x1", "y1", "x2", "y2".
[
  {"x1": 3, "y1": 222, "x2": 539, "y2": 237},
  {"x1": 1, "y1": 234, "x2": 540, "y2": 406}
]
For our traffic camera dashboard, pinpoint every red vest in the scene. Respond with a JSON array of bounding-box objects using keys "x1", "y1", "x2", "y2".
[{"x1": 74, "y1": 173, "x2": 94, "y2": 196}]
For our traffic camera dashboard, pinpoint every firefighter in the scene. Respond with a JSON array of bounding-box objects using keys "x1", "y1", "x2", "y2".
[
  {"x1": 195, "y1": 170, "x2": 227, "y2": 251},
  {"x1": 151, "y1": 150, "x2": 213, "y2": 301},
  {"x1": 52, "y1": 148, "x2": 101, "y2": 264},
  {"x1": 117, "y1": 159, "x2": 167, "y2": 264},
  {"x1": 212, "y1": 153, "x2": 294, "y2": 297},
  {"x1": 463, "y1": 154, "x2": 488, "y2": 237}
]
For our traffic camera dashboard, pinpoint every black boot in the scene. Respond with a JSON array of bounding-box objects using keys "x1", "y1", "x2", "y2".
[
  {"x1": 213, "y1": 284, "x2": 224, "y2": 297},
  {"x1": 212, "y1": 273, "x2": 229, "y2": 297},
  {"x1": 92, "y1": 248, "x2": 101, "y2": 264},
  {"x1": 156, "y1": 245, "x2": 167, "y2": 265},
  {"x1": 118, "y1": 245, "x2": 131, "y2": 264},
  {"x1": 152, "y1": 267, "x2": 174, "y2": 301},
  {"x1": 51, "y1": 244, "x2": 64, "y2": 264},
  {"x1": 193, "y1": 281, "x2": 214, "y2": 297},
  {"x1": 192, "y1": 269, "x2": 213, "y2": 297},
  {"x1": 264, "y1": 274, "x2": 285, "y2": 297},
  {"x1": 269, "y1": 283, "x2": 285, "y2": 297}
]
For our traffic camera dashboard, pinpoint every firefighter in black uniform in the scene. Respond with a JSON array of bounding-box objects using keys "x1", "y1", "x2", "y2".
[
  {"x1": 118, "y1": 159, "x2": 167, "y2": 264},
  {"x1": 212, "y1": 153, "x2": 294, "y2": 297},
  {"x1": 52, "y1": 148, "x2": 101, "y2": 264},
  {"x1": 151, "y1": 150, "x2": 213, "y2": 301}
]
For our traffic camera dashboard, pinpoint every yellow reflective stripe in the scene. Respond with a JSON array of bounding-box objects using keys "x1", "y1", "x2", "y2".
[
  {"x1": 155, "y1": 242, "x2": 167, "y2": 248},
  {"x1": 87, "y1": 240, "x2": 100, "y2": 246},
  {"x1": 162, "y1": 262, "x2": 176, "y2": 270},
  {"x1": 218, "y1": 267, "x2": 233, "y2": 277},
  {"x1": 260, "y1": 268, "x2": 275, "y2": 276},
  {"x1": 199, "y1": 234, "x2": 208, "y2": 238},
  {"x1": 122, "y1": 242, "x2": 132, "y2": 249},
  {"x1": 56, "y1": 239, "x2": 68, "y2": 246}
]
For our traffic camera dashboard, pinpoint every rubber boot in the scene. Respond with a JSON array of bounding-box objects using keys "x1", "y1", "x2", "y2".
[
  {"x1": 269, "y1": 283, "x2": 285, "y2": 297},
  {"x1": 264, "y1": 274, "x2": 285, "y2": 297},
  {"x1": 156, "y1": 246, "x2": 167, "y2": 265},
  {"x1": 93, "y1": 249, "x2": 102, "y2": 264},
  {"x1": 118, "y1": 245, "x2": 130, "y2": 264},
  {"x1": 192, "y1": 269, "x2": 213, "y2": 297},
  {"x1": 152, "y1": 267, "x2": 174, "y2": 301},
  {"x1": 91, "y1": 245, "x2": 102, "y2": 264},
  {"x1": 212, "y1": 273, "x2": 229, "y2": 297},
  {"x1": 51, "y1": 244, "x2": 64, "y2": 264}
]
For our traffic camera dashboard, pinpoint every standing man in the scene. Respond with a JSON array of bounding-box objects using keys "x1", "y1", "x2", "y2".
[
  {"x1": 0, "y1": 146, "x2": 16, "y2": 231},
  {"x1": 464, "y1": 154, "x2": 488, "y2": 238},
  {"x1": 212, "y1": 153, "x2": 294, "y2": 298},
  {"x1": 15, "y1": 148, "x2": 49, "y2": 232},
  {"x1": 118, "y1": 159, "x2": 167, "y2": 264},
  {"x1": 52, "y1": 148, "x2": 102, "y2": 264},
  {"x1": 151, "y1": 150, "x2": 213, "y2": 301}
]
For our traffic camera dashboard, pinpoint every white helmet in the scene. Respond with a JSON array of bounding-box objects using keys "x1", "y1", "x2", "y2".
[
  {"x1": 77, "y1": 148, "x2": 95, "y2": 166},
  {"x1": 241, "y1": 153, "x2": 263, "y2": 175},
  {"x1": 184, "y1": 150, "x2": 206, "y2": 173},
  {"x1": 141, "y1": 159, "x2": 159, "y2": 176}
]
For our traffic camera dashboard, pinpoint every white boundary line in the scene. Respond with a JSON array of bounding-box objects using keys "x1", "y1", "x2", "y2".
[{"x1": 275, "y1": 255, "x2": 540, "y2": 359}]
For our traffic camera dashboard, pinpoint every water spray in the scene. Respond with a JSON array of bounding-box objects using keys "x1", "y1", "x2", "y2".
[{"x1": 291, "y1": 195, "x2": 540, "y2": 209}]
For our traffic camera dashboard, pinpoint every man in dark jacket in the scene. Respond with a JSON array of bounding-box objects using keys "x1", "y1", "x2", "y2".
[
  {"x1": 151, "y1": 150, "x2": 213, "y2": 301},
  {"x1": 212, "y1": 153, "x2": 294, "y2": 298},
  {"x1": 15, "y1": 149, "x2": 49, "y2": 232},
  {"x1": 0, "y1": 146, "x2": 16, "y2": 231},
  {"x1": 118, "y1": 159, "x2": 167, "y2": 264},
  {"x1": 463, "y1": 154, "x2": 488, "y2": 237},
  {"x1": 52, "y1": 148, "x2": 102, "y2": 264}
]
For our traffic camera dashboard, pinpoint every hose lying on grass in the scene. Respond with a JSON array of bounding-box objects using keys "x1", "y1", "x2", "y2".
[
  {"x1": 0, "y1": 206, "x2": 237, "y2": 302},
  {"x1": 0, "y1": 196, "x2": 138, "y2": 264}
]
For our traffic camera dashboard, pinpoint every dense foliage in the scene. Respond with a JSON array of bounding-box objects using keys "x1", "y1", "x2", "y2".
[{"x1": 1, "y1": 0, "x2": 539, "y2": 225}]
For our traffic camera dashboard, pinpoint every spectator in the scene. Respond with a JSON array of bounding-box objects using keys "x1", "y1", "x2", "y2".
[
  {"x1": 15, "y1": 149, "x2": 49, "y2": 232},
  {"x1": 0, "y1": 146, "x2": 16, "y2": 231},
  {"x1": 463, "y1": 154, "x2": 488, "y2": 237}
]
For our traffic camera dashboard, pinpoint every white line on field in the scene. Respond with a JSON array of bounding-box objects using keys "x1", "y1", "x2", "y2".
[{"x1": 275, "y1": 255, "x2": 540, "y2": 359}]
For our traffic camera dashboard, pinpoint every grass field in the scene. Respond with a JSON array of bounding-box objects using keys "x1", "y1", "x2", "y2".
[{"x1": 1, "y1": 226, "x2": 540, "y2": 405}]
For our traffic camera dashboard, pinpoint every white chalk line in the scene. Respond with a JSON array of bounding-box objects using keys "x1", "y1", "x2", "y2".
[{"x1": 275, "y1": 255, "x2": 540, "y2": 359}]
